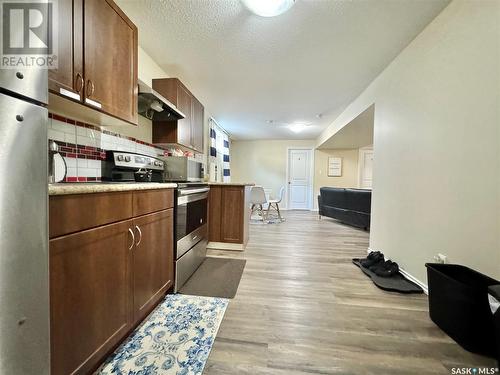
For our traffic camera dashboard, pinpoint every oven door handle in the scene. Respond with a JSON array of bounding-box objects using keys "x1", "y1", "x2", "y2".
[
  {"x1": 178, "y1": 187, "x2": 210, "y2": 195},
  {"x1": 177, "y1": 191, "x2": 208, "y2": 205}
]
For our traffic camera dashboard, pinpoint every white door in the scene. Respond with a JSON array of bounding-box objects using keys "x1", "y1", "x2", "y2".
[
  {"x1": 359, "y1": 150, "x2": 374, "y2": 189},
  {"x1": 287, "y1": 149, "x2": 312, "y2": 209}
]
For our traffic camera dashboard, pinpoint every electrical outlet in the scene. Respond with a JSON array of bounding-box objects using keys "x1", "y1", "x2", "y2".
[{"x1": 433, "y1": 253, "x2": 447, "y2": 264}]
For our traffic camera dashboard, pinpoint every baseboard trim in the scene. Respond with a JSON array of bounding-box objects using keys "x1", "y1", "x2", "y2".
[
  {"x1": 367, "y1": 247, "x2": 428, "y2": 294},
  {"x1": 207, "y1": 241, "x2": 246, "y2": 252}
]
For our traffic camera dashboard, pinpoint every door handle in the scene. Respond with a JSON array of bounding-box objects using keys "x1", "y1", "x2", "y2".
[
  {"x1": 75, "y1": 73, "x2": 84, "y2": 93},
  {"x1": 135, "y1": 225, "x2": 142, "y2": 246},
  {"x1": 128, "y1": 228, "x2": 135, "y2": 250},
  {"x1": 86, "y1": 79, "x2": 95, "y2": 98}
]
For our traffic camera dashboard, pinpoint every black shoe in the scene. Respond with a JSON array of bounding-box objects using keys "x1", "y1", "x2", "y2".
[
  {"x1": 360, "y1": 251, "x2": 384, "y2": 268},
  {"x1": 373, "y1": 260, "x2": 399, "y2": 277},
  {"x1": 368, "y1": 259, "x2": 387, "y2": 271}
]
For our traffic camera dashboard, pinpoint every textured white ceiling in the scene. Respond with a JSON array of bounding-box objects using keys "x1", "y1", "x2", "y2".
[{"x1": 116, "y1": 0, "x2": 449, "y2": 140}]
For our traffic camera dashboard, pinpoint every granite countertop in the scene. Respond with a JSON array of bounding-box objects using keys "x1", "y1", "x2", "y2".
[
  {"x1": 208, "y1": 182, "x2": 255, "y2": 186},
  {"x1": 49, "y1": 182, "x2": 178, "y2": 196}
]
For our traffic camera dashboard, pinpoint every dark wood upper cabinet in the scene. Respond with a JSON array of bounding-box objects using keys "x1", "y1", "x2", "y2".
[
  {"x1": 152, "y1": 78, "x2": 204, "y2": 153},
  {"x1": 176, "y1": 84, "x2": 193, "y2": 148},
  {"x1": 50, "y1": 219, "x2": 133, "y2": 375},
  {"x1": 84, "y1": 0, "x2": 138, "y2": 124},
  {"x1": 191, "y1": 96, "x2": 205, "y2": 153},
  {"x1": 133, "y1": 209, "x2": 174, "y2": 323},
  {"x1": 49, "y1": 0, "x2": 84, "y2": 99},
  {"x1": 49, "y1": 0, "x2": 138, "y2": 125}
]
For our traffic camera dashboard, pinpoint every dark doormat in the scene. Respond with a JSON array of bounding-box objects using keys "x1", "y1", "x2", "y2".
[
  {"x1": 179, "y1": 257, "x2": 246, "y2": 299},
  {"x1": 352, "y1": 258, "x2": 424, "y2": 294}
]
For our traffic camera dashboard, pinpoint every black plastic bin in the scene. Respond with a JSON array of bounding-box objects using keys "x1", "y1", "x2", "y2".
[
  {"x1": 426, "y1": 263, "x2": 499, "y2": 358},
  {"x1": 489, "y1": 285, "x2": 500, "y2": 365}
]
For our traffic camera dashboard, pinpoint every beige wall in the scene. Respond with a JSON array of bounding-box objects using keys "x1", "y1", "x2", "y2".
[
  {"x1": 231, "y1": 140, "x2": 316, "y2": 208},
  {"x1": 317, "y1": 0, "x2": 500, "y2": 283},
  {"x1": 313, "y1": 149, "x2": 359, "y2": 207},
  {"x1": 107, "y1": 47, "x2": 169, "y2": 143},
  {"x1": 137, "y1": 46, "x2": 169, "y2": 87},
  {"x1": 133, "y1": 46, "x2": 212, "y2": 165},
  {"x1": 232, "y1": 141, "x2": 362, "y2": 209}
]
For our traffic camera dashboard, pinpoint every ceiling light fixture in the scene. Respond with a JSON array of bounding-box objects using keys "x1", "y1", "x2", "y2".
[
  {"x1": 289, "y1": 123, "x2": 308, "y2": 133},
  {"x1": 242, "y1": 0, "x2": 296, "y2": 17}
]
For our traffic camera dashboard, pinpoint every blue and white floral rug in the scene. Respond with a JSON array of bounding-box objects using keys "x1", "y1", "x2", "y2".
[{"x1": 96, "y1": 294, "x2": 228, "y2": 375}]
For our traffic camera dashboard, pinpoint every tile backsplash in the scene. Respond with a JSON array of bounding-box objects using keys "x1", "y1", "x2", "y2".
[{"x1": 48, "y1": 113, "x2": 170, "y2": 182}]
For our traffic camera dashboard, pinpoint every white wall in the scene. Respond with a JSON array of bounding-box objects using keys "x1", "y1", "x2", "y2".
[
  {"x1": 231, "y1": 140, "x2": 316, "y2": 208},
  {"x1": 317, "y1": 0, "x2": 500, "y2": 283}
]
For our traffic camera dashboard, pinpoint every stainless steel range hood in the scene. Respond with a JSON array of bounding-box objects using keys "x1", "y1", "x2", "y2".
[{"x1": 138, "y1": 79, "x2": 185, "y2": 121}]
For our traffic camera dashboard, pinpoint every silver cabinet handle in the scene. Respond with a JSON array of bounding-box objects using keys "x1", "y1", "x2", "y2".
[
  {"x1": 86, "y1": 79, "x2": 95, "y2": 98},
  {"x1": 75, "y1": 73, "x2": 84, "y2": 94},
  {"x1": 128, "y1": 228, "x2": 135, "y2": 250},
  {"x1": 135, "y1": 225, "x2": 142, "y2": 246}
]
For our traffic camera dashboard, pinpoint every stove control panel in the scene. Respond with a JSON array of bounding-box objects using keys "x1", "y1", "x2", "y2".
[{"x1": 112, "y1": 152, "x2": 164, "y2": 171}]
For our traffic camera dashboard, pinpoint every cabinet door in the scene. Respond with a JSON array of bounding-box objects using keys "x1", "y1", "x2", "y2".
[
  {"x1": 191, "y1": 96, "x2": 204, "y2": 152},
  {"x1": 133, "y1": 209, "x2": 174, "y2": 323},
  {"x1": 48, "y1": 0, "x2": 83, "y2": 100},
  {"x1": 84, "y1": 0, "x2": 138, "y2": 124},
  {"x1": 176, "y1": 85, "x2": 193, "y2": 148},
  {"x1": 50, "y1": 219, "x2": 133, "y2": 375},
  {"x1": 208, "y1": 186, "x2": 222, "y2": 242},
  {"x1": 221, "y1": 187, "x2": 244, "y2": 243}
]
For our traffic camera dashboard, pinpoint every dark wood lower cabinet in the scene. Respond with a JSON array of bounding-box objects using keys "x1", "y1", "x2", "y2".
[
  {"x1": 49, "y1": 190, "x2": 174, "y2": 375},
  {"x1": 50, "y1": 219, "x2": 134, "y2": 375},
  {"x1": 221, "y1": 187, "x2": 244, "y2": 243},
  {"x1": 208, "y1": 185, "x2": 251, "y2": 247},
  {"x1": 133, "y1": 209, "x2": 174, "y2": 323},
  {"x1": 208, "y1": 186, "x2": 223, "y2": 242}
]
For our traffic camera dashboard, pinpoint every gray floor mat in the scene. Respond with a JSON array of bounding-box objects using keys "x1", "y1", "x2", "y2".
[
  {"x1": 352, "y1": 258, "x2": 423, "y2": 294},
  {"x1": 179, "y1": 257, "x2": 246, "y2": 299}
]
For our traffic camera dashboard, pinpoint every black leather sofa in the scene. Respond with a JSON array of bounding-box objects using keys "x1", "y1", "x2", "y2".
[{"x1": 318, "y1": 187, "x2": 371, "y2": 230}]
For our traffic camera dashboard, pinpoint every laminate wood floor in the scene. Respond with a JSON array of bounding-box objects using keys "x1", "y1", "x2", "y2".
[{"x1": 205, "y1": 211, "x2": 496, "y2": 375}]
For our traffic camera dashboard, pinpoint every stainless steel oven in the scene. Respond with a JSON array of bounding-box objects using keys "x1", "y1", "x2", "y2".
[{"x1": 175, "y1": 183, "x2": 209, "y2": 291}]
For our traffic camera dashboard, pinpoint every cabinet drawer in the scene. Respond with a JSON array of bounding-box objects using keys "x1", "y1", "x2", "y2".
[
  {"x1": 133, "y1": 189, "x2": 174, "y2": 217},
  {"x1": 49, "y1": 192, "x2": 133, "y2": 238}
]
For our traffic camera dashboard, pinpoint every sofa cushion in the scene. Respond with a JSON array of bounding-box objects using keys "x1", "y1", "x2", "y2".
[
  {"x1": 345, "y1": 188, "x2": 371, "y2": 214},
  {"x1": 319, "y1": 187, "x2": 348, "y2": 209},
  {"x1": 319, "y1": 187, "x2": 371, "y2": 229}
]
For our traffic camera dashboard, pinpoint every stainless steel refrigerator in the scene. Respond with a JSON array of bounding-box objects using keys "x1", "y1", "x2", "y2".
[{"x1": 0, "y1": 68, "x2": 50, "y2": 373}]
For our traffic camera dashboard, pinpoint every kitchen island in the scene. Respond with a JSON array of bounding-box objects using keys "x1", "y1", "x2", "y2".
[{"x1": 208, "y1": 182, "x2": 254, "y2": 251}]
